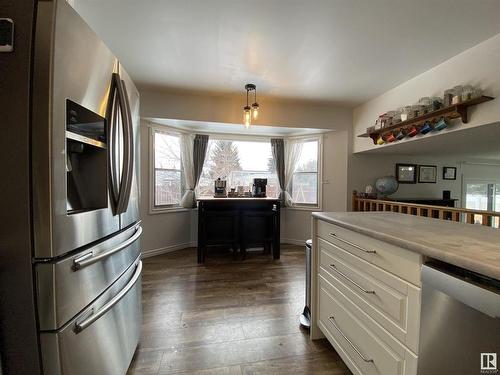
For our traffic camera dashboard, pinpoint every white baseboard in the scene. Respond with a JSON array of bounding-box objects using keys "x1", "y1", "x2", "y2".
[
  {"x1": 142, "y1": 239, "x2": 305, "y2": 259},
  {"x1": 280, "y1": 238, "x2": 307, "y2": 246},
  {"x1": 141, "y1": 241, "x2": 196, "y2": 259}
]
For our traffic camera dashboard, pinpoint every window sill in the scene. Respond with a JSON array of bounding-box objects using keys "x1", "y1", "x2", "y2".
[
  {"x1": 284, "y1": 205, "x2": 321, "y2": 212},
  {"x1": 149, "y1": 207, "x2": 197, "y2": 215}
]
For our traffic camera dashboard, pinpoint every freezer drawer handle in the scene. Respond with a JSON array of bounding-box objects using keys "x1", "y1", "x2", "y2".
[
  {"x1": 73, "y1": 225, "x2": 142, "y2": 270},
  {"x1": 75, "y1": 260, "x2": 142, "y2": 333},
  {"x1": 328, "y1": 233, "x2": 376, "y2": 254},
  {"x1": 329, "y1": 264, "x2": 376, "y2": 294},
  {"x1": 328, "y1": 316, "x2": 374, "y2": 363}
]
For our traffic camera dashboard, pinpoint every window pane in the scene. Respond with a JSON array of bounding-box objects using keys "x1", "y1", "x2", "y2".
[
  {"x1": 154, "y1": 131, "x2": 182, "y2": 207},
  {"x1": 155, "y1": 169, "x2": 181, "y2": 206},
  {"x1": 197, "y1": 139, "x2": 279, "y2": 198},
  {"x1": 496, "y1": 184, "x2": 500, "y2": 212},
  {"x1": 155, "y1": 132, "x2": 181, "y2": 170},
  {"x1": 296, "y1": 141, "x2": 318, "y2": 172},
  {"x1": 465, "y1": 183, "x2": 488, "y2": 211},
  {"x1": 292, "y1": 172, "x2": 317, "y2": 204}
]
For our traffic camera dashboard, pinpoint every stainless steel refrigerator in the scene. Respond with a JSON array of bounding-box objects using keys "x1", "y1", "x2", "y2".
[{"x1": 32, "y1": 1, "x2": 142, "y2": 374}]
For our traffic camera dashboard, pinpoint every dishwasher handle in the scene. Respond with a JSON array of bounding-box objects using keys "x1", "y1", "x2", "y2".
[{"x1": 422, "y1": 265, "x2": 500, "y2": 318}]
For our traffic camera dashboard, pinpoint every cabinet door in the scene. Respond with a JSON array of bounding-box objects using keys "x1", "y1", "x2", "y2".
[{"x1": 318, "y1": 276, "x2": 418, "y2": 375}]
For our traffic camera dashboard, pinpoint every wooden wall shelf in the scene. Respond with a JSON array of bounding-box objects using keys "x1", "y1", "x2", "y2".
[{"x1": 358, "y1": 95, "x2": 494, "y2": 144}]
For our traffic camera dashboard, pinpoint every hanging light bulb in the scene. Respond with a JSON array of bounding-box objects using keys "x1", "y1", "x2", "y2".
[
  {"x1": 243, "y1": 105, "x2": 251, "y2": 128},
  {"x1": 243, "y1": 83, "x2": 258, "y2": 128},
  {"x1": 251, "y1": 102, "x2": 259, "y2": 120},
  {"x1": 252, "y1": 85, "x2": 259, "y2": 120}
]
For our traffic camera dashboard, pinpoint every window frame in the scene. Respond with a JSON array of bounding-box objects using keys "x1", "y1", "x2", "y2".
[
  {"x1": 196, "y1": 135, "x2": 281, "y2": 199},
  {"x1": 289, "y1": 135, "x2": 323, "y2": 210},
  {"x1": 148, "y1": 124, "x2": 324, "y2": 213},
  {"x1": 149, "y1": 126, "x2": 187, "y2": 214}
]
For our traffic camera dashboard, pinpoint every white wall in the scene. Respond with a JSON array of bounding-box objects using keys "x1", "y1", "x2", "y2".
[
  {"x1": 353, "y1": 32, "x2": 500, "y2": 153},
  {"x1": 139, "y1": 122, "x2": 194, "y2": 257},
  {"x1": 349, "y1": 154, "x2": 500, "y2": 209},
  {"x1": 349, "y1": 154, "x2": 463, "y2": 206},
  {"x1": 139, "y1": 91, "x2": 353, "y2": 253},
  {"x1": 141, "y1": 89, "x2": 352, "y2": 131},
  {"x1": 282, "y1": 130, "x2": 349, "y2": 243}
]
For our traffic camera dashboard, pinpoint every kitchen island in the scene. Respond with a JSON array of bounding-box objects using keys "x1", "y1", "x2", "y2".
[
  {"x1": 197, "y1": 197, "x2": 281, "y2": 263},
  {"x1": 312, "y1": 211, "x2": 500, "y2": 279},
  {"x1": 310, "y1": 211, "x2": 500, "y2": 375}
]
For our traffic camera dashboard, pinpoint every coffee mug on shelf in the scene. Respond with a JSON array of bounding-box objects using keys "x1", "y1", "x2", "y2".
[
  {"x1": 407, "y1": 126, "x2": 419, "y2": 137},
  {"x1": 385, "y1": 132, "x2": 396, "y2": 143},
  {"x1": 434, "y1": 118, "x2": 448, "y2": 131},
  {"x1": 395, "y1": 128, "x2": 406, "y2": 140},
  {"x1": 420, "y1": 121, "x2": 433, "y2": 134}
]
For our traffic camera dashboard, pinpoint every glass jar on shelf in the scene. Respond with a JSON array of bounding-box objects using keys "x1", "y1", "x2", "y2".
[
  {"x1": 472, "y1": 86, "x2": 483, "y2": 99},
  {"x1": 443, "y1": 89, "x2": 454, "y2": 107},
  {"x1": 418, "y1": 97, "x2": 432, "y2": 113},
  {"x1": 462, "y1": 85, "x2": 474, "y2": 102},
  {"x1": 452, "y1": 85, "x2": 463, "y2": 104},
  {"x1": 412, "y1": 104, "x2": 424, "y2": 117},
  {"x1": 386, "y1": 110, "x2": 398, "y2": 126},
  {"x1": 430, "y1": 96, "x2": 443, "y2": 111},
  {"x1": 401, "y1": 106, "x2": 412, "y2": 121},
  {"x1": 393, "y1": 108, "x2": 402, "y2": 124}
]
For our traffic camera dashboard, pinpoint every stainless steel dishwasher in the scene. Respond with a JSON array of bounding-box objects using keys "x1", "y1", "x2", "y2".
[{"x1": 418, "y1": 261, "x2": 500, "y2": 375}]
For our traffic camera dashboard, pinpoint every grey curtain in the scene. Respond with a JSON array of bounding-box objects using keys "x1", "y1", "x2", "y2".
[
  {"x1": 271, "y1": 138, "x2": 285, "y2": 202},
  {"x1": 180, "y1": 134, "x2": 209, "y2": 208},
  {"x1": 192, "y1": 134, "x2": 209, "y2": 204}
]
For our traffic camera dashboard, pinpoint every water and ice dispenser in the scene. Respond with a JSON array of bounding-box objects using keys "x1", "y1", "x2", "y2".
[{"x1": 65, "y1": 99, "x2": 108, "y2": 214}]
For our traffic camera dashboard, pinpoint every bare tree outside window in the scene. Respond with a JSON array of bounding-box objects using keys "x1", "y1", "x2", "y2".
[
  {"x1": 291, "y1": 140, "x2": 319, "y2": 205},
  {"x1": 197, "y1": 139, "x2": 279, "y2": 198},
  {"x1": 154, "y1": 131, "x2": 182, "y2": 206}
]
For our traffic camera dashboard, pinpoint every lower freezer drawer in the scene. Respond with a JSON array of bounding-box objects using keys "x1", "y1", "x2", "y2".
[
  {"x1": 40, "y1": 258, "x2": 142, "y2": 375},
  {"x1": 36, "y1": 224, "x2": 142, "y2": 330}
]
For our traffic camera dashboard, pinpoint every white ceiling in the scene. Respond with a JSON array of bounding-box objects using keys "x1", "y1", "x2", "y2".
[
  {"x1": 147, "y1": 118, "x2": 330, "y2": 137},
  {"x1": 74, "y1": 0, "x2": 500, "y2": 106}
]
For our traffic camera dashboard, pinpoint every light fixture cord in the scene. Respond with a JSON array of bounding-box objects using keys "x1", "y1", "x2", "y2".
[
  {"x1": 254, "y1": 87, "x2": 257, "y2": 103},
  {"x1": 246, "y1": 88, "x2": 249, "y2": 106}
]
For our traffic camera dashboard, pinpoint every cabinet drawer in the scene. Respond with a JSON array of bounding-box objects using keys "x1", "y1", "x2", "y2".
[
  {"x1": 318, "y1": 276, "x2": 417, "y2": 375},
  {"x1": 318, "y1": 238, "x2": 420, "y2": 352},
  {"x1": 316, "y1": 220, "x2": 421, "y2": 285}
]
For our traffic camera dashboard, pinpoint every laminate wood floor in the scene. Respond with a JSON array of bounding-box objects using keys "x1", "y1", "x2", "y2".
[{"x1": 128, "y1": 245, "x2": 352, "y2": 375}]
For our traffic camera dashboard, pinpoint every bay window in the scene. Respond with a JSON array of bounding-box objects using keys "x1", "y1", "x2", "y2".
[
  {"x1": 151, "y1": 129, "x2": 183, "y2": 209},
  {"x1": 291, "y1": 139, "x2": 320, "y2": 207},
  {"x1": 197, "y1": 138, "x2": 280, "y2": 198}
]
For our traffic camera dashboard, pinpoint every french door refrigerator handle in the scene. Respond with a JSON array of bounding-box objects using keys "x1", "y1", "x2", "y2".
[
  {"x1": 115, "y1": 77, "x2": 132, "y2": 214},
  {"x1": 106, "y1": 73, "x2": 121, "y2": 212},
  {"x1": 74, "y1": 260, "x2": 142, "y2": 333},
  {"x1": 117, "y1": 79, "x2": 134, "y2": 214},
  {"x1": 73, "y1": 225, "x2": 142, "y2": 270}
]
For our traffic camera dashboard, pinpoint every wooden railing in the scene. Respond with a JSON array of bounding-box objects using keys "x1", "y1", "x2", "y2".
[{"x1": 352, "y1": 191, "x2": 500, "y2": 228}]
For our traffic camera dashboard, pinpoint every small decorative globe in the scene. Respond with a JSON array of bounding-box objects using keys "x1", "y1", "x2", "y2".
[{"x1": 375, "y1": 176, "x2": 399, "y2": 196}]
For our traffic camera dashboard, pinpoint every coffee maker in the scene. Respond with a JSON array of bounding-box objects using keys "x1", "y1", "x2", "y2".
[
  {"x1": 252, "y1": 178, "x2": 267, "y2": 197},
  {"x1": 214, "y1": 178, "x2": 227, "y2": 198}
]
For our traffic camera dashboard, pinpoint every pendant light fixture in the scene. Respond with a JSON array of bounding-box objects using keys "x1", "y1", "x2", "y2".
[{"x1": 243, "y1": 83, "x2": 259, "y2": 127}]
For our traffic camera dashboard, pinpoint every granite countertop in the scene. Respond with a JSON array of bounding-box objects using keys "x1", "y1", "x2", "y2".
[{"x1": 312, "y1": 211, "x2": 500, "y2": 280}]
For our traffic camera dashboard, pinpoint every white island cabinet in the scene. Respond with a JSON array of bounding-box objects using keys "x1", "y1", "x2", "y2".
[
  {"x1": 311, "y1": 211, "x2": 500, "y2": 375},
  {"x1": 311, "y1": 214, "x2": 422, "y2": 375}
]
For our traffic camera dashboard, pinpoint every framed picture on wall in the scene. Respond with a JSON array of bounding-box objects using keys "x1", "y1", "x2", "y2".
[
  {"x1": 396, "y1": 163, "x2": 417, "y2": 184},
  {"x1": 418, "y1": 165, "x2": 437, "y2": 183},
  {"x1": 443, "y1": 167, "x2": 457, "y2": 180}
]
